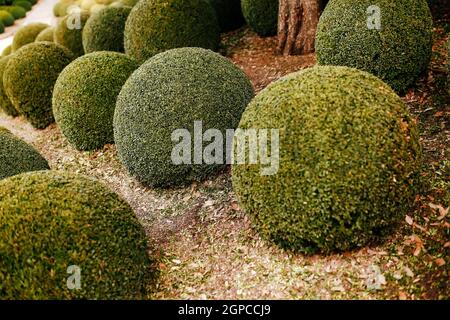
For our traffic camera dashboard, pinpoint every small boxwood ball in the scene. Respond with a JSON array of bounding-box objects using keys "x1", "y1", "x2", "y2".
[
  {"x1": 35, "y1": 26, "x2": 55, "y2": 42},
  {"x1": 241, "y1": 0, "x2": 278, "y2": 36},
  {"x1": 1, "y1": 45, "x2": 11, "y2": 56},
  {"x1": 53, "y1": 52, "x2": 138, "y2": 150},
  {"x1": 0, "y1": 171, "x2": 151, "y2": 299},
  {"x1": 82, "y1": 6, "x2": 131, "y2": 53},
  {"x1": 0, "y1": 56, "x2": 17, "y2": 117},
  {"x1": 114, "y1": 47, "x2": 254, "y2": 187},
  {"x1": 0, "y1": 127, "x2": 49, "y2": 180},
  {"x1": 12, "y1": 23, "x2": 50, "y2": 52},
  {"x1": 54, "y1": 10, "x2": 90, "y2": 57},
  {"x1": 3, "y1": 42, "x2": 74, "y2": 129},
  {"x1": 208, "y1": 0, "x2": 245, "y2": 32},
  {"x1": 316, "y1": 0, "x2": 433, "y2": 93},
  {"x1": 0, "y1": 10, "x2": 15, "y2": 26},
  {"x1": 13, "y1": 1, "x2": 32, "y2": 11},
  {"x1": 0, "y1": 6, "x2": 26, "y2": 19},
  {"x1": 124, "y1": 0, "x2": 220, "y2": 63},
  {"x1": 232, "y1": 66, "x2": 422, "y2": 253}
]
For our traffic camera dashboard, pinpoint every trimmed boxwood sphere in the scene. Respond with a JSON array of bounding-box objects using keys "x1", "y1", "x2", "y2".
[
  {"x1": 0, "y1": 20, "x2": 4, "y2": 34},
  {"x1": 13, "y1": 1, "x2": 32, "y2": 11},
  {"x1": 4, "y1": 42, "x2": 74, "y2": 129},
  {"x1": 0, "y1": 171, "x2": 151, "y2": 299},
  {"x1": 0, "y1": 127, "x2": 49, "y2": 180},
  {"x1": 0, "y1": 6, "x2": 26, "y2": 19},
  {"x1": 232, "y1": 66, "x2": 422, "y2": 253},
  {"x1": 0, "y1": 10, "x2": 15, "y2": 26},
  {"x1": 12, "y1": 23, "x2": 50, "y2": 52},
  {"x1": 208, "y1": 0, "x2": 245, "y2": 32},
  {"x1": 35, "y1": 26, "x2": 55, "y2": 42},
  {"x1": 82, "y1": 6, "x2": 131, "y2": 53},
  {"x1": 53, "y1": 52, "x2": 138, "y2": 150},
  {"x1": 1, "y1": 45, "x2": 11, "y2": 56},
  {"x1": 0, "y1": 56, "x2": 17, "y2": 117},
  {"x1": 241, "y1": 0, "x2": 278, "y2": 36},
  {"x1": 54, "y1": 10, "x2": 90, "y2": 57},
  {"x1": 316, "y1": 0, "x2": 432, "y2": 93},
  {"x1": 114, "y1": 47, "x2": 254, "y2": 187},
  {"x1": 124, "y1": 0, "x2": 220, "y2": 63}
]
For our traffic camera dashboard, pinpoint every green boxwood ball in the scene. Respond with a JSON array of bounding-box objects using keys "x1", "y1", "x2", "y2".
[
  {"x1": 4, "y1": 42, "x2": 74, "y2": 129},
  {"x1": 82, "y1": 6, "x2": 131, "y2": 53},
  {"x1": 54, "y1": 10, "x2": 90, "y2": 57},
  {"x1": 0, "y1": 10, "x2": 15, "y2": 26},
  {"x1": 232, "y1": 66, "x2": 422, "y2": 253},
  {"x1": 35, "y1": 26, "x2": 55, "y2": 42},
  {"x1": 53, "y1": 52, "x2": 138, "y2": 150},
  {"x1": 316, "y1": 0, "x2": 433, "y2": 93},
  {"x1": 1, "y1": 45, "x2": 11, "y2": 56},
  {"x1": 241, "y1": 0, "x2": 278, "y2": 36},
  {"x1": 0, "y1": 171, "x2": 151, "y2": 299},
  {"x1": 124, "y1": 0, "x2": 220, "y2": 63},
  {"x1": 0, "y1": 19, "x2": 4, "y2": 33},
  {"x1": 0, "y1": 6, "x2": 26, "y2": 19},
  {"x1": 114, "y1": 47, "x2": 254, "y2": 187},
  {"x1": 0, "y1": 127, "x2": 49, "y2": 180},
  {"x1": 208, "y1": 0, "x2": 245, "y2": 32},
  {"x1": 12, "y1": 1, "x2": 32, "y2": 11},
  {"x1": 12, "y1": 23, "x2": 50, "y2": 52},
  {"x1": 0, "y1": 56, "x2": 17, "y2": 117}
]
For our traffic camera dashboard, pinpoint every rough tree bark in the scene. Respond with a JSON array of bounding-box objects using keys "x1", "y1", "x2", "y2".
[{"x1": 277, "y1": 0, "x2": 320, "y2": 56}]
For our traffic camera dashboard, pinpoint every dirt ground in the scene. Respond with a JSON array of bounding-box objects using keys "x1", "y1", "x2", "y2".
[{"x1": 0, "y1": 21, "x2": 449, "y2": 299}]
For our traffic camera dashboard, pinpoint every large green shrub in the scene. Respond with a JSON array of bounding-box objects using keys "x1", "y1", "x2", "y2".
[
  {"x1": 124, "y1": 0, "x2": 220, "y2": 63},
  {"x1": 82, "y1": 6, "x2": 131, "y2": 53},
  {"x1": 232, "y1": 66, "x2": 422, "y2": 253},
  {"x1": 241, "y1": 0, "x2": 278, "y2": 36},
  {"x1": 316, "y1": 0, "x2": 433, "y2": 93},
  {"x1": 12, "y1": 23, "x2": 49, "y2": 52},
  {"x1": 0, "y1": 10, "x2": 15, "y2": 26},
  {"x1": 0, "y1": 127, "x2": 49, "y2": 180},
  {"x1": 35, "y1": 26, "x2": 54, "y2": 42},
  {"x1": 0, "y1": 171, "x2": 151, "y2": 299},
  {"x1": 0, "y1": 6, "x2": 26, "y2": 19},
  {"x1": 0, "y1": 56, "x2": 17, "y2": 117},
  {"x1": 208, "y1": 0, "x2": 245, "y2": 32},
  {"x1": 3, "y1": 42, "x2": 74, "y2": 129},
  {"x1": 53, "y1": 52, "x2": 138, "y2": 150},
  {"x1": 114, "y1": 47, "x2": 254, "y2": 187},
  {"x1": 54, "y1": 10, "x2": 90, "y2": 57}
]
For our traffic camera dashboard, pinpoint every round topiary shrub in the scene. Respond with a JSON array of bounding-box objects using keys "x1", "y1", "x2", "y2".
[
  {"x1": 0, "y1": 6, "x2": 26, "y2": 19},
  {"x1": 0, "y1": 10, "x2": 15, "y2": 26},
  {"x1": 12, "y1": 23, "x2": 50, "y2": 52},
  {"x1": 13, "y1": 1, "x2": 32, "y2": 11},
  {"x1": 82, "y1": 6, "x2": 131, "y2": 53},
  {"x1": 53, "y1": 52, "x2": 138, "y2": 150},
  {"x1": 114, "y1": 47, "x2": 254, "y2": 187},
  {"x1": 1, "y1": 45, "x2": 11, "y2": 56},
  {"x1": 0, "y1": 19, "x2": 4, "y2": 33},
  {"x1": 208, "y1": 0, "x2": 245, "y2": 32},
  {"x1": 241, "y1": 0, "x2": 278, "y2": 36},
  {"x1": 35, "y1": 26, "x2": 54, "y2": 42},
  {"x1": 4, "y1": 42, "x2": 74, "y2": 129},
  {"x1": 54, "y1": 10, "x2": 90, "y2": 57},
  {"x1": 53, "y1": 1, "x2": 74, "y2": 17},
  {"x1": 0, "y1": 171, "x2": 151, "y2": 299},
  {"x1": 232, "y1": 66, "x2": 422, "y2": 253},
  {"x1": 124, "y1": 0, "x2": 220, "y2": 63},
  {"x1": 0, "y1": 127, "x2": 49, "y2": 180},
  {"x1": 118, "y1": 0, "x2": 138, "y2": 6},
  {"x1": 0, "y1": 56, "x2": 17, "y2": 117},
  {"x1": 316, "y1": 0, "x2": 433, "y2": 93}
]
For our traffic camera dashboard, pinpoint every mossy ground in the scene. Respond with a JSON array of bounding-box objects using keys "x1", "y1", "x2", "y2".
[{"x1": 0, "y1": 12, "x2": 447, "y2": 300}]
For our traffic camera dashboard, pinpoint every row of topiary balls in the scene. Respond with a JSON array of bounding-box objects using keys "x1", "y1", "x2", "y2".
[
  {"x1": 0, "y1": 0, "x2": 433, "y2": 298},
  {"x1": 0, "y1": 0, "x2": 37, "y2": 33}
]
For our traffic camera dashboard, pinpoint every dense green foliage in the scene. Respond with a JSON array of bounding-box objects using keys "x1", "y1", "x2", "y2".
[
  {"x1": 114, "y1": 47, "x2": 254, "y2": 187},
  {"x1": 0, "y1": 6, "x2": 26, "y2": 19},
  {"x1": 0, "y1": 10, "x2": 14, "y2": 26},
  {"x1": 124, "y1": 0, "x2": 220, "y2": 63},
  {"x1": 232, "y1": 66, "x2": 422, "y2": 253},
  {"x1": 82, "y1": 6, "x2": 131, "y2": 53},
  {"x1": 241, "y1": 0, "x2": 278, "y2": 36},
  {"x1": 0, "y1": 56, "x2": 17, "y2": 117},
  {"x1": 0, "y1": 171, "x2": 152, "y2": 299},
  {"x1": 1, "y1": 45, "x2": 11, "y2": 56},
  {"x1": 54, "y1": 10, "x2": 90, "y2": 57},
  {"x1": 12, "y1": 22, "x2": 49, "y2": 51},
  {"x1": 13, "y1": 1, "x2": 32, "y2": 11},
  {"x1": 35, "y1": 26, "x2": 54, "y2": 42},
  {"x1": 0, "y1": 127, "x2": 49, "y2": 180},
  {"x1": 316, "y1": 0, "x2": 433, "y2": 93},
  {"x1": 208, "y1": 0, "x2": 245, "y2": 32},
  {"x1": 3, "y1": 42, "x2": 74, "y2": 129},
  {"x1": 53, "y1": 52, "x2": 138, "y2": 150}
]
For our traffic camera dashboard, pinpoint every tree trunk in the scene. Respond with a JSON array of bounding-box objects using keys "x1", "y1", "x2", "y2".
[{"x1": 277, "y1": 0, "x2": 320, "y2": 56}]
